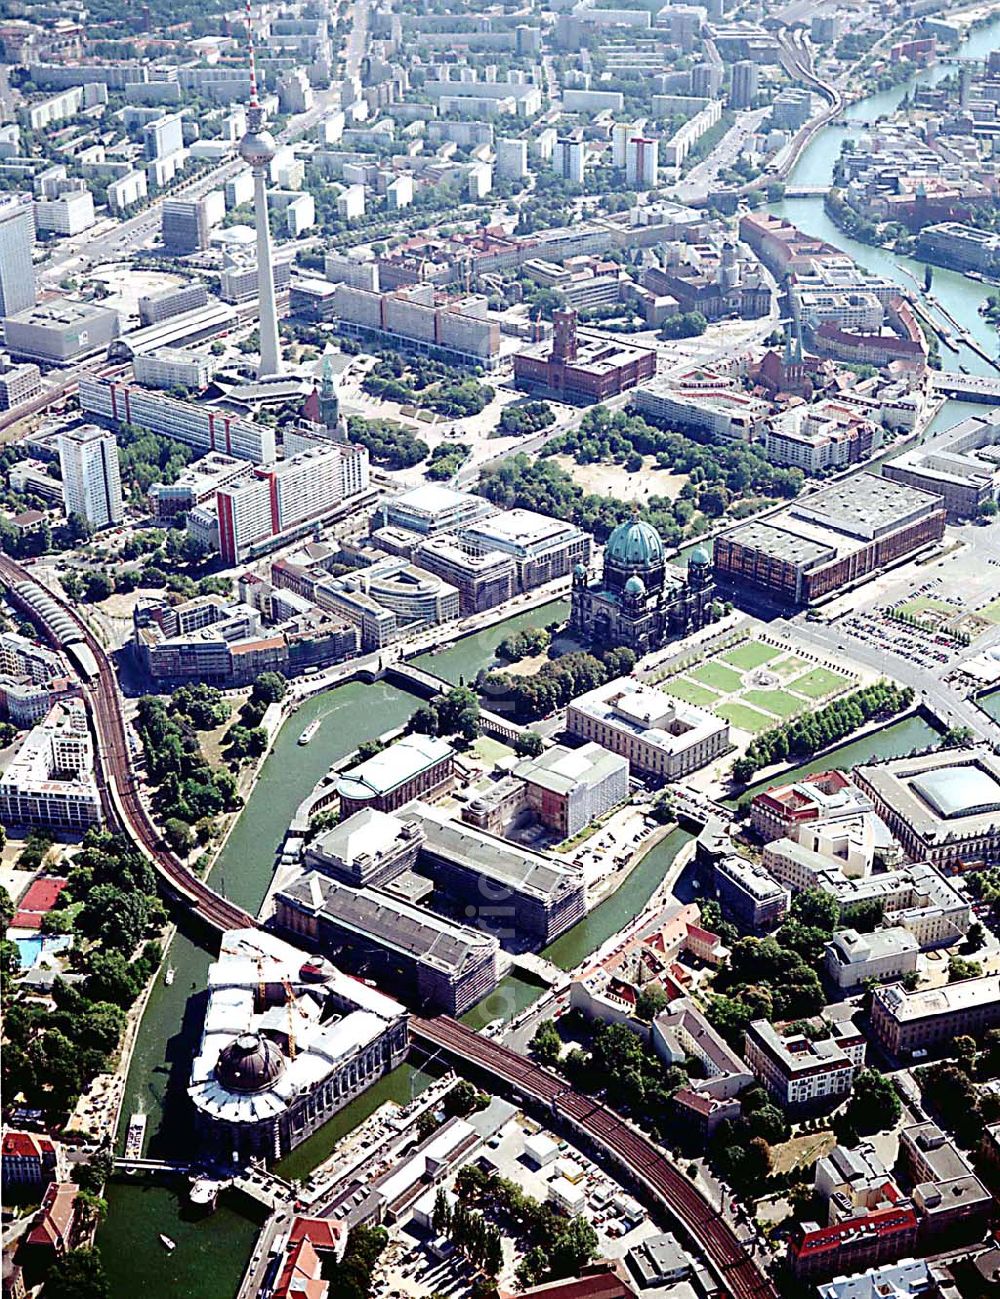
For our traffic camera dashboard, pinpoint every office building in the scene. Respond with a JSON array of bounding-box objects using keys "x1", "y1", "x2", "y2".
[
  {"x1": 410, "y1": 535, "x2": 514, "y2": 616},
  {"x1": 916, "y1": 221, "x2": 1000, "y2": 274},
  {"x1": 79, "y1": 375, "x2": 275, "y2": 462},
  {"x1": 513, "y1": 742, "x2": 629, "y2": 840},
  {"x1": 138, "y1": 281, "x2": 209, "y2": 326},
  {"x1": 275, "y1": 871, "x2": 500, "y2": 1016},
  {"x1": 634, "y1": 377, "x2": 769, "y2": 442},
  {"x1": 188, "y1": 927, "x2": 408, "y2": 1162},
  {"x1": 459, "y1": 506, "x2": 590, "y2": 591},
  {"x1": 377, "y1": 484, "x2": 495, "y2": 537},
  {"x1": 816, "y1": 1261, "x2": 945, "y2": 1299},
  {"x1": 854, "y1": 748, "x2": 1000, "y2": 870},
  {"x1": 132, "y1": 348, "x2": 215, "y2": 392},
  {"x1": 332, "y1": 282, "x2": 500, "y2": 367},
  {"x1": 515, "y1": 308, "x2": 656, "y2": 404},
  {"x1": 0, "y1": 195, "x2": 35, "y2": 318},
  {"x1": 871, "y1": 974, "x2": 1000, "y2": 1056},
  {"x1": 34, "y1": 189, "x2": 95, "y2": 238},
  {"x1": 729, "y1": 61, "x2": 759, "y2": 108},
  {"x1": 752, "y1": 771, "x2": 875, "y2": 843},
  {"x1": 898, "y1": 1122, "x2": 992, "y2": 1241},
  {"x1": 58, "y1": 425, "x2": 123, "y2": 529},
  {"x1": 810, "y1": 862, "x2": 969, "y2": 952},
  {"x1": 161, "y1": 194, "x2": 224, "y2": 254},
  {"x1": 0, "y1": 355, "x2": 42, "y2": 410},
  {"x1": 4, "y1": 300, "x2": 120, "y2": 365},
  {"x1": 571, "y1": 522, "x2": 715, "y2": 654},
  {"x1": 713, "y1": 474, "x2": 946, "y2": 605},
  {"x1": 714, "y1": 854, "x2": 790, "y2": 932},
  {"x1": 0, "y1": 700, "x2": 102, "y2": 832},
  {"x1": 825, "y1": 928, "x2": 920, "y2": 991},
  {"x1": 566, "y1": 677, "x2": 730, "y2": 779},
  {"x1": 884, "y1": 410, "x2": 1000, "y2": 518},
  {"x1": 744, "y1": 1017, "x2": 865, "y2": 1109},
  {"x1": 215, "y1": 442, "x2": 370, "y2": 564}
]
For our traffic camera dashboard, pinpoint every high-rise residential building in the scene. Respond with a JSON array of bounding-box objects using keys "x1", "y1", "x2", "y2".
[
  {"x1": 143, "y1": 112, "x2": 184, "y2": 161},
  {"x1": 58, "y1": 425, "x2": 123, "y2": 529},
  {"x1": 237, "y1": 15, "x2": 282, "y2": 379},
  {"x1": 0, "y1": 194, "x2": 36, "y2": 319},
  {"x1": 553, "y1": 136, "x2": 586, "y2": 185},
  {"x1": 626, "y1": 136, "x2": 658, "y2": 189},
  {"x1": 161, "y1": 195, "x2": 224, "y2": 253},
  {"x1": 729, "y1": 61, "x2": 759, "y2": 108}
]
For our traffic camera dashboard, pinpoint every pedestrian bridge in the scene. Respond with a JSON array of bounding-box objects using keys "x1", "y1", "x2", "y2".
[
  {"x1": 781, "y1": 185, "x2": 827, "y2": 197},
  {"x1": 384, "y1": 662, "x2": 523, "y2": 743}
]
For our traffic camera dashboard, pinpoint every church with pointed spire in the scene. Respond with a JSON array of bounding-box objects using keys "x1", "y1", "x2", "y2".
[{"x1": 571, "y1": 516, "x2": 717, "y2": 654}]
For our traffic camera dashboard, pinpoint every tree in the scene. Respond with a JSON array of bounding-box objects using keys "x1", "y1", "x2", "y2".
[
  {"x1": 635, "y1": 987, "x2": 669, "y2": 1021},
  {"x1": 949, "y1": 955, "x2": 983, "y2": 983},
  {"x1": 845, "y1": 1069, "x2": 901, "y2": 1134},
  {"x1": 529, "y1": 1019, "x2": 562, "y2": 1067},
  {"x1": 791, "y1": 888, "x2": 840, "y2": 933},
  {"x1": 966, "y1": 920, "x2": 986, "y2": 952},
  {"x1": 513, "y1": 731, "x2": 544, "y2": 758},
  {"x1": 164, "y1": 817, "x2": 194, "y2": 854},
  {"x1": 549, "y1": 1216, "x2": 598, "y2": 1279},
  {"x1": 44, "y1": 1249, "x2": 110, "y2": 1299},
  {"x1": 250, "y1": 671, "x2": 288, "y2": 706}
]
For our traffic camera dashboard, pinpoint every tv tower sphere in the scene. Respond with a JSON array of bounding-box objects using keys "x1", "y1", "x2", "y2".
[{"x1": 240, "y1": 109, "x2": 277, "y2": 169}]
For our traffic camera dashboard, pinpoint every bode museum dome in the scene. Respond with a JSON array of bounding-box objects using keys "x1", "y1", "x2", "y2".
[{"x1": 571, "y1": 518, "x2": 715, "y2": 655}]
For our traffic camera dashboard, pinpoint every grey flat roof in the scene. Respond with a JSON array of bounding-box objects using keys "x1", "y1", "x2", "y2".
[
  {"x1": 722, "y1": 519, "x2": 834, "y2": 566},
  {"x1": 401, "y1": 803, "x2": 582, "y2": 902},
  {"x1": 279, "y1": 871, "x2": 496, "y2": 974}
]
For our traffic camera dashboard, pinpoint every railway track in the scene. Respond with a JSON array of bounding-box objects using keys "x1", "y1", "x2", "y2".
[
  {"x1": 0, "y1": 554, "x2": 253, "y2": 935},
  {"x1": 411, "y1": 1016, "x2": 778, "y2": 1299}
]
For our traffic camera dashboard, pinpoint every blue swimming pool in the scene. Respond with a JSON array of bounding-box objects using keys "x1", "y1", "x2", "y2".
[{"x1": 13, "y1": 933, "x2": 71, "y2": 969}]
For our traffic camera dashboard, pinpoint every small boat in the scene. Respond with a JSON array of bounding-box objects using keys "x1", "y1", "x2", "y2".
[
  {"x1": 160, "y1": 1235, "x2": 176, "y2": 1252},
  {"x1": 164, "y1": 965, "x2": 175, "y2": 986},
  {"x1": 298, "y1": 719, "x2": 321, "y2": 746}
]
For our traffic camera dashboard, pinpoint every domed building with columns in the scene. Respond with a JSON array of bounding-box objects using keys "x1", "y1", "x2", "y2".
[{"x1": 570, "y1": 518, "x2": 716, "y2": 654}]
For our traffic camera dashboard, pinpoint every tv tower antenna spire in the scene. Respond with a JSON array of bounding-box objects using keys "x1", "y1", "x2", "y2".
[{"x1": 239, "y1": 0, "x2": 283, "y2": 379}]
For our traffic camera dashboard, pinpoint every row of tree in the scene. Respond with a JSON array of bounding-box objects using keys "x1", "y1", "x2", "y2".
[
  {"x1": 480, "y1": 646, "x2": 636, "y2": 722},
  {"x1": 410, "y1": 685, "x2": 481, "y2": 743},
  {"x1": 730, "y1": 682, "x2": 915, "y2": 783},
  {"x1": 495, "y1": 626, "x2": 552, "y2": 662},
  {"x1": 346, "y1": 414, "x2": 429, "y2": 469},
  {"x1": 432, "y1": 1190, "x2": 503, "y2": 1276}
]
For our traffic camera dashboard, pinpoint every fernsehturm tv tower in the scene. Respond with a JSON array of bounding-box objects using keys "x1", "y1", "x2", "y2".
[{"x1": 239, "y1": 0, "x2": 282, "y2": 378}]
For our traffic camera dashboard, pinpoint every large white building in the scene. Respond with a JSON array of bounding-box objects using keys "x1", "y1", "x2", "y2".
[
  {"x1": 0, "y1": 699, "x2": 102, "y2": 831},
  {"x1": 634, "y1": 378, "x2": 769, "y2": 442},
  {"x1": 626, "y1": 136, "x2": 658, "y2": 189},
  {"x1": 825, "y1": 927, "x2": 920, "y2": 991},
  {"x1": 216, "y1": 442, "x2": 371, "y2": 564},
  {"x1": 58, "y1": 424, "x2": 123, "y2": 529},
  {"x1": 566, "y1": 677, "x2": 729, "y2": 779},
  {"x1": 132, "y1": 348, "x2": 215, "y2": 392}
]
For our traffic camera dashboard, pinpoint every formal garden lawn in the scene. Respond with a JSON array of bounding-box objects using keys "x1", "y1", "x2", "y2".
[
  {"x1": 741, "y1": 689, "x2": 803, "y2": 720},
  {"x1": 689, "y1": 661, "x2": 744, "y2": 693},
  {"x1": 715, "y1": 701, "x2": 775, "y2": 734},
  {"x1": 720, "y1": 641, "x2": 781, "y2": 671},
  {"x1": 790, "y1": 667, "x2": 850, "y2": 699},
  {"x1": 662, "y1": 678, "x2": 720, "y2": 709}
]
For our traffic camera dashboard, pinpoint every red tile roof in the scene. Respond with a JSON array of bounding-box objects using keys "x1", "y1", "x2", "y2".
[
  {"x1": 509, "y1": 1265, "x2": 635, "y2": 1299},
  {"x1": 288, "y1": 1216, "x2": 346, "y2": 1254},
  {"x1": 26, "y1": 1182, "x2": 78, "y2": 1252},
  {"x1": 274, "y1": 1238, "x2": 327, "y2": 1299},
  {"x1": 2, "y1": 1131, "x2": 55, "y2": 1160}
]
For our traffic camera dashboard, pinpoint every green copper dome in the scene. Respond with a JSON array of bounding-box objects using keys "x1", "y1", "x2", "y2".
[
  {"x1": 689, "y1": 544, "x2": 711, "y2": 566},
  {"x1": 623, "y1": 575, "x2": 646, "y2": 597},
  {"x1": 605, "y1": 519, "x2": 664, "y2": 570}
]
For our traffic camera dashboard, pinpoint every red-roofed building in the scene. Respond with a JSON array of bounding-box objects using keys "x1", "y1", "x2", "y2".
[
  {"x1": 25, "y1": 1182, "x2": 79, "y2": 1256},
  {"x1": 506, "y1": 1262, "x2": 636, "y2": 1299},
  {"x1": 274, "y1": 1238, "x2": 328, "y2": 1299},
  {"x1": 1, "y1": 1131, "x2": 60, "y2": 1189},
  {"x1": 750, "y1": 772, "x2": 853, "y2": 842},
  {"x1": 10, "y1": 878, "x2": 68, "y2": 931},
  {"x1": 288, "y1": 1216, "x2": 347, "y2": 1262},
  {"x1": 788, "y1": 1202, "x2": 918, "y2": 1281}
]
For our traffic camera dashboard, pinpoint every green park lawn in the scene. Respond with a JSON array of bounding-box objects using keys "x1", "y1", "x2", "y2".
[
  {"x1": 689, "y1": 660, "x2": 744, "y2": 694},
  {"x1": 770, "y1": 654, "x2": 809, "y2": 680},
  {"x1": 662, "y1": 678, "x2": 720, "y2": 709},
  {"x1": 898, "y1": 595, "x2": 954, "y2": 618},
  {"x1": 790, "y1": 666, "x2": 850, "y2": 700},
  {"x1": 716, "y1": 701, "x2": 775, "y2": 734},
  {"x1": 979, "y1": 596, "x2": 1000, "y2": 625},
  {"x1": 742, "y1": 689, "x2": 803, "y2": 720},
  {"x1": 720, "y1": 641, "x2": 780, "y2": 671}
]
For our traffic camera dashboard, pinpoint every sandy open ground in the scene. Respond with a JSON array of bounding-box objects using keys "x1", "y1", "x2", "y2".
[{"x1": 552, "y1": 454, "x2": 688, "y2": 502}]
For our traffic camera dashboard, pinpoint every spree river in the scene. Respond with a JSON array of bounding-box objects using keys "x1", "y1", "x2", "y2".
[{"x1": 96, "y1": 26, "x2": 1000, "y2": 1291}]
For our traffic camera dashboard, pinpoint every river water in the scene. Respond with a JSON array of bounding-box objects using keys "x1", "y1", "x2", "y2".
[{"x1": 97, "y1": 25, "x2": 1000, "y2": 1291}]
